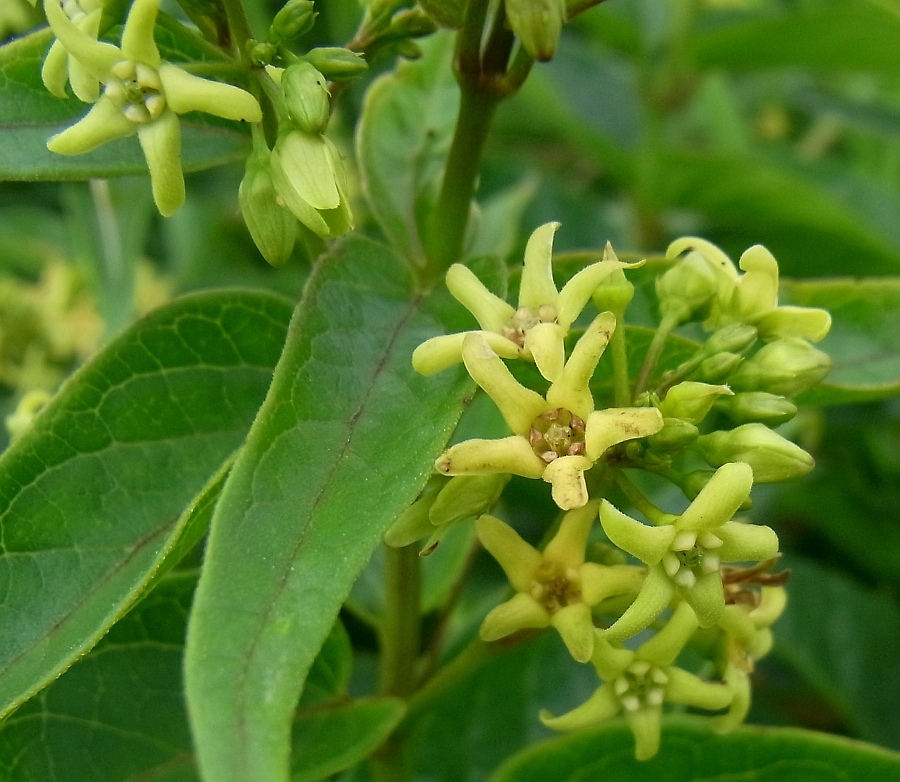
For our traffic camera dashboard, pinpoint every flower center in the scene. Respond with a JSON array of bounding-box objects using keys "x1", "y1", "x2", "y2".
[
  {"x1": 530, "y1": 561, "x2": 581, "y2": 613},
  {"x1": 105, "y1": 60, "x2": 167, "y2": 124},
  {"x1": 662, "y1": 530, "x2": 724, "y2": 588},
  {"x1": 529, "y1": 408, "x2": 586, "y2": 463},
  {"x1": 501, "y1": 304, "x2": 558, "y2": 347},
  {"x1": 614, "y1": 661, "x2": 669, "y2": 712}
]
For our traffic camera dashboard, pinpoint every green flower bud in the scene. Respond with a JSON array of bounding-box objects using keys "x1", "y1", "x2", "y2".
[
  {"x1": 646, "y1": 417, "x2": 699, "y2": 452},
  {"x1": 729, "y1": 338, "x2": 831, "y2": 398},
  {"x1": 678, "y1": 469, "x2": 717, "y2": 501},
  {"x1": 697, "y1": 352, "x2": 744, "y2": 383},
  {"x1": 246, "y1": 39, "x2": 278, "y2": 66},
  {"x1": 384, "y1": 478, "x2": 444, "y2": 548},
  {"x1": 282, "y1": 61, "x2": 330, "y2": 134},
  {"x1": 270, "y1": 0, "x2": 317, "y2": 40},
  {"x1": 656, "y1": 253, "x2": 723, "y2": 324},
  {"x1": 718, "y1": 392, "x2": 797, "y2": 427},
  {"x1": 239, "y1": 147, "x2": 297, "y2": 267},
  {"x1": 6, "y1": 389, "x2": 52, "y2": 442},
  {"x1": 429, "y1": 473, "x2": 510, "y2": 527},
  {"x1": 395, "y1": 39, "x2": 423, "y2": 60},
  {"x1": 659, "y1": 381, "x2": 732, "y2": 424},
  {"x1": 696, "y1": 424, "x2": 814, "y2": 483},
  {"x1": 704, "y1": 323, "x2": 757, "y2": 356},
  {"x1": 505, "y1": 0, "x2": 567, "y2": 61},
  {"x1": 303, "y1": 47, "x2": 368, "y2": 80},
  {"x1": 591, "y1": 245, "x2": 634, "y2": 313},
  {"x1": 389, "y1": 8, "x2": 439, "y2": 38}
]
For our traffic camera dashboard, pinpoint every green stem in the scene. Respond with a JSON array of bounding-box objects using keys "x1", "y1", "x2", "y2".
[
  {"x1": 633, "y1": 313, "x2": 678, "y2": 398},
  {"x1": 220, "y1": 0, "x2": 254, "y2": 51},
  {"x1": 378, "y1": 544, "x2": 422, "y2": 698},
  {"x1": 610, "y1": 310, "x2": 631, "y2": 406},
  {"x1": 613, "y1": 470, "x2": 670, "y2": 525}
]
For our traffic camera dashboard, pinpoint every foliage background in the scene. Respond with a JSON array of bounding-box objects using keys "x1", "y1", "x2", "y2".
[{"x1": 0, "y1": 0, "x2": 899, "y2": 778}]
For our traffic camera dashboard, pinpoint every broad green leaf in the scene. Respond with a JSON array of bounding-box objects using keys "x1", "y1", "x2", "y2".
[
  {"x1": 784, "y1": 279, "x2": 900, "y2": 404},
  {"x1": 769, "y1": 557, "x2": 900, "y2": 750},
  {"x1": 299, "y1": 618, "x2": 353, "y2": 708},
  {"x1": 184, "y1": 237, "x2": 481, "y2": 782},
  {"x1": 487, "y1": 716, "x2": 900, "y2": 781},
  {"x1": 690, "y1": 0, "x2": 900, "y2": 75},
  {"x1": 356, "y1": 32, "x2": 459, "y2": 264},
  {"x1": 291, "y1": 698, "x2": 405, "y2": 782},
  {"x1": 0, "y1": 29, "x2": 251, "y2": 180},
  {"x1": 0, "y1": 289, "x2": 292, "y2": 719}
]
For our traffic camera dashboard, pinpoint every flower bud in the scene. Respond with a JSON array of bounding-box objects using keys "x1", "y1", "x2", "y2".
[
  {"x1": 659, "y1": 382, "x2": 732, "y2": 424},
  {"x1": 591, "y1": 245, "x2": 634, "y2": 313},
  {"x1": 697, "y1": 352, "x2": 743, "y2": 383},
  {"x1": 696, "y1": 424, "x2": 814, "y2": 483},
  {"x1": 646, "y1": 417, "x2": 699, "y2": 452},
  {"x1": 656, "y1": 252, "x2": 726, "y2": 324},
  {"x1": 282, "y1": 61, "x2": 330, "y2": 134},
  {"x1": 389, "y1": 8, "x2": 439, "y2": 38},
  {"x1": 704, "y1": 323, "x2": 757, "y2": 356},
  {"x1": 270, "y1": 0, "x2": 317, "y2": 40},
  {"x1": 239, "y1": 147, "x2": 297, "y2": 267},
  {"x1": 729, "y1": 338, "x2": 831, "y2": 397},
  {"x1": 6, "y1": 389, "x2": 52, "y2": 442},
  {"x1": 678, "y1": 469, "x2": 717, "y2": 501},
  {"x1": 718, "y1": 392, "x2": 797, "y2": 427},
  {"x1": 303, "y1": 47, "x2": 368, "y2": 80},
  {"x1": 429, "y1": 473, "x2": 510, "y2": 527},
  {"x1": 384, "y1": 478, "x2": 443, "y2": 548},
  {"x1": 505, "y1": 0, "x2": 567, "y2": 62}
]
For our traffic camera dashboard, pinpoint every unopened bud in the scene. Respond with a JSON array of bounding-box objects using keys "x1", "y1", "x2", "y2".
[
  {"x1": 429, "y1": 473, "x2": 510, "y2": 527},
  {"x1": 657, "y1": 252, "x2": 725, "y2": 324},
  {"x1": 246, "y1": 39, "x2": 277, "y2": 66},
  {"x1": 239, "y1": 148, "x2": 297, "y2": 267},
  {"x1": 505, "y1": 0, "x2": 567, "y2": 62},
  {"x1": 303, "y1": 47, "x2": 368, "y2": 80},
  {"x1": 697, "y1": 352, "x2": 744, "y2": 382},
  {"x1": 659, "y1": 381, "x2": 732, "y2": 424},
  {"x1": 679, "y1": 469, "x2": 717, "y2": 501},
  {"x1": 6, "y1": 389, "x2": 52, "y2": 442},
  {"x1": 592, "y1": 247, "x2": 634, "y2": 313},
  {"x1": 696, "y1": 424, "x2": 814, "y2": 483},
  {"x1": 384, "y1": 478, "x2": 444, "y2": 548},
  {"x1": 729, "y1": 338, "x2": 831, "y2": 397},
  {"x1": 719, "y1": 392, "x2": 797, "y2": 427},
  {"x1": 270, "y1": 0, "x2": 317, "y2": 40},
  {"x1": 282, "y1": 61, "x2": 330, "y2": 134},
  {"x1": 395, "y1": 39, "x2": 423, "y2": 60},
  {"x1": 704, "y1": 323, "x2": 757, "y2": 356},
  {"x1": 646, "y1": 417, "x2": 699, "y2": 452},
  {"x1": 390, "y1": 8, "x2": 439, "y2": 38}
]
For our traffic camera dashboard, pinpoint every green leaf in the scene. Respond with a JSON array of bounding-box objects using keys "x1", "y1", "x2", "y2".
[
  {"x1": 782, "y1": 279, "x2": 900, "y2": 404},
  {"x1": 0, "y1": 289, "x2": 292, "y2": 720},
  {"x1": 690, "y1": 0, "x2": 900, "y2": 75},
  {"x1": 356, "y1": 32, "x2": 459, "y2": 264},
  {"x1": 487, "y1": 716, "x2": 900, "y2": 781},
  {"x1": 184, "y1": 236, "x2": 478, "y2": 782},
  {"x1": 291, "y1": 698, "x2": 405, "y2": 782},
  {"x1": 299, "y1": 618, "x2": 353, "y2": 708},
  {"x1": 769, "y1": 557, "x2": 900, "y2": 750},
  {"x1": 0, "y1": 29, "x2": 251, "y2": 181}
]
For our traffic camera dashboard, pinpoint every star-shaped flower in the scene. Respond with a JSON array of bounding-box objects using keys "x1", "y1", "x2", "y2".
[
  {"x1": 435, "y1": 321, "x2": 664, "y2": 510},
  {"x1": 540, "y1": 602, "x2": 732, "y2": 760},
  {"x1": 41, "y1": 0, "x2": 106, "y2": 102},
  {"x1": 44, "y1": 0, "x2": 262, "y2": 216},
  {"x1": 476, "y1": 505, "x2": 645, "y2": 662},
  {"x1": 599, "y1": 461, "x2": 779, "y2": 641},
  {"x1": 413, "y1": 224, "x2": 636, "y2": 381}
]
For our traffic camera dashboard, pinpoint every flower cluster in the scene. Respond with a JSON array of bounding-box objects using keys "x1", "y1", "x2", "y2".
[{"x1": 400, "y1": 226, "x2": 826, "y2": 759}]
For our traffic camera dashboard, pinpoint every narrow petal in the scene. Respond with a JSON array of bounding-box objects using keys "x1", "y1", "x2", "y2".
[
  {"x1": 524, "y1": 322, "x2": 565, "y2": 383},
  {"x1": 756, "y1": 306, "x2": 832, "y2": 342},
  {"x1": 44, "y1": 0, "x2": 121, "y2": 78},
  {"x1": 682, "y1": 571, "x2": 725, "y2": 628},
  {"x1": 678, "y1": 461, "x2": 753, "y2": 531},
  {"x1": 666, "y1": 236, "x2": 738, "y2": 280},
  {"x1": 475, "y1": 514, "x2": 542, "y2": 591},
  {"x1": 557, "y1": 260, "x2": 637, "y2": 329},
  {"x1": 590, "y1": 634, "x2": 634, "y2": 679},
  {"x1": 137, "y1": 112, "x2": 184, "y2": 216},
  {"x1": 539, "y1": 683, "x2": 620, "y2": 731},
  {"x1": 47, "y1": 98, "x2": 135, "y2": 155},
  {"x1": 550, "y1": 603, "x2": 595, "y2": 663},
  {"x1": 717, "y1": 521, "x2": 779, "y2": 562},
  {"x1": 717, "y1": 605, "x2": 757, "y2": 649},
  {"x1": 599, "y1": 501, "x2": 675, "y2": 564},
  {"x1": 518, "y1": 222, "x2": 560, "y2": 310},
  {"x1": 273, "y1": 131, "x2": 340, "y2": 210},
  {"x1": 665, "y1": 667, "x2": 732, "y2": 711},
  {"x1": 160, "y1": 64, "x2": 262, "y2": 122},
  {"x1": 546, "y1": 313, "x2": 616, "y2": 417},
  {"x1": 585, "y1": 407, "x2": 664, "y2": 460},
  {"x1": 603, "y1": 565, "x2": 675, "y2": 642},
  {"x1": 543, "y1": 502, "x2": 598, "y2": 568},
  {"x1": 543, "y1": 455, "x2": 593, "y2": 510},
  {"x1": 580, "y1": 563, "x2": 645, "y2": 606},
  {"x1": 480, "y1": 593, "x2": 549, "y2": 640},
  {"x1": 461, "y1": 333, "x2": 547, "y2": 434},
  {"x1": 711, "y1": 665, "x2": 750, "y2": 733},
  {"x1": 412, "y1": 332, "x2": 518, "y2": 376},
  {"x1": 69, "y1": 54, "x2": 101, "y2": 103},
  {"x1": 623, "y1": 706, "x2": 662, "y2": 761},
  {"x1": 636, "y1": 601, "x2": 698, "y2": 667},
  {"x1": 445, "y1": 264, "x2": 515, "y2": 332},
  {"x1": 120, "y1": 0, "x2": 162, "y2": 66},
  {"x1": 269, "y1": 155, "x2": 330, "y2": 236},
  {"x1": 436, "y1": 436, "x2": 545, "y2": 479},
  {"x1": 41, "y1": 40, "x2": 70, "y2": 98}
]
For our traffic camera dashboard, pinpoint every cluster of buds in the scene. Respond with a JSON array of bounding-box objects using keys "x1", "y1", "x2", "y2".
[{"x1": 398, "y1": 224, "x2": 826, "y2": 758}]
